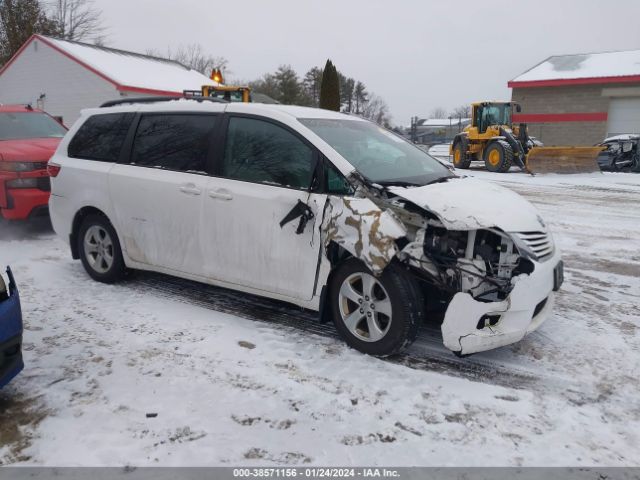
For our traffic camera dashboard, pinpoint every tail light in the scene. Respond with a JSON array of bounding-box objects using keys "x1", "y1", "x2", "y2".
[{"x1": 48, "y1": 163, "x2": 61, "y2": 177}]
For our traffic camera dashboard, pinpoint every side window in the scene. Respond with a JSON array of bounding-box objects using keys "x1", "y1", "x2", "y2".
[
  {"x1": 326, "y1": 162, "x2": 354, "y2": 195},
  {"x1": 223, "y1": 117, "x2": 314, "y2": 189},
  {"x1": 131, "y1": 114, "x2": 217, "y2": 172},
  {"x1": 68, "y1": 113, "x2": 134, "y2": 161}
]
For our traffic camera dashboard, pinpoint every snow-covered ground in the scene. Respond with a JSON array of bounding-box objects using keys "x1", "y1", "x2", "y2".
[
  {"x1": 428, "y1": 143, "x2": 452, "y2": 160},
  {"x1": 1, "y1": 170, "x2": 639, "y2": 466}
]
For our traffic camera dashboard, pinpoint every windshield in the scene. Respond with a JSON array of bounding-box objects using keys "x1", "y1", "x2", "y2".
[
  {"x1": 299, "y1": 118, "x2": 453, "y2": 185},
  {"x1": 0, "y1": 112, "x2": 67, "y2": 141},
  {"x1": 478, "y1": 104, "x2": 512, "y2": 129}
]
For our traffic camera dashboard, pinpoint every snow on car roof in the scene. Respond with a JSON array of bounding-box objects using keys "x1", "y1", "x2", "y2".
[
  {"x1": 511, "y1": 48, "x2": 640, "y2": 83},
  {"x1": 40, "y1": 36, "x2": 217, "y2": 94},
  {"x1": 87, "y1": 98, "x2": 364, "y2": 123},
  {"x1": 235, "y1": 103, "x2": 364, "y2": 121}
]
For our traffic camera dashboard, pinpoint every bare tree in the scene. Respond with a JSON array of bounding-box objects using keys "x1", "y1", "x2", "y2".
[
  {"x1": 430, "y1": 107, "x2": 447, "y2": 119},
  {"x1": 48, "y1": 0, "x2": 105, "y2": 43},
  {"x1": 146, "y1": 44, "x2": 227, "y2": 77},
  {"x1": 362, "y1": 93, "x2": 391, "y2": 127},
  {"x1": 248, "y1": 73, "x2": 280, "y2": 100},
  {"x1": 450, "y1": 104, "x2": 471, "y2": 119}
]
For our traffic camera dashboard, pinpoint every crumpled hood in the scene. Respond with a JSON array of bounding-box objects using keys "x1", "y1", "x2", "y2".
[{"x1": 388, "y1": 176, "x2": 545, "y2": 232}]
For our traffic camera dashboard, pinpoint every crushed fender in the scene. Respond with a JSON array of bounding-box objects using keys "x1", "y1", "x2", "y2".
[{"x1": 321, "y1": 196, "x2": 407, "y2": 274}]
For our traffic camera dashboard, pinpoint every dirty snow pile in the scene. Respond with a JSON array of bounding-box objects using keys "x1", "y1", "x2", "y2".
[{"x1": 0, "y1": 171, "x2": 639, "y2": 466}]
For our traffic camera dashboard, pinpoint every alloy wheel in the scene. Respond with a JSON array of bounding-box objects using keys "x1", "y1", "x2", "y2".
[
  {"x1": 338, "y1": 272, "x2": 393, "y2": 342},
  {"x1": 83, "y1": 225, "x2": 114, "y2": 274}
]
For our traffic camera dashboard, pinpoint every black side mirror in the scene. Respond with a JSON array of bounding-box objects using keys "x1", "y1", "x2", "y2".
[{"x1": 516, "y1": 104, "x2": 522, "y2": 113}]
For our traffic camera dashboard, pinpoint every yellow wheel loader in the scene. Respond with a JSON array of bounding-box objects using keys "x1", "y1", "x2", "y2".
[
  {"x1": 449, "y1": 102, "x2": 603, "y2": 174},
  {"x1": 183, "y1": 68, "x2": 253, "y2": 103}
]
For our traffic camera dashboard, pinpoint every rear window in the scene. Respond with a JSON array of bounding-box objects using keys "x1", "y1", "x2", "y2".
[
  {"x1": 0, "y1": 112, "x2": 67, "y2": 140},
  {"x1": 130, "y1": 114, "x2": 217, "y2": 173},
  {"x1": 68, "y1": 113, "x2": 135, "y2": 162}
]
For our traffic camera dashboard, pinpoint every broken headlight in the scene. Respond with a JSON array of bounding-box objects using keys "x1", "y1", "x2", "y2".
[
  {"x1": 422, "y1": 228, "x2": 524, "y2": 300},
  {"x1": 423, "y1": 227, "x2": 468, "y2": 260}
]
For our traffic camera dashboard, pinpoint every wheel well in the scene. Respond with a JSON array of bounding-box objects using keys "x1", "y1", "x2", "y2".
[
  {"x1": 70, "y1": 207, "x2": 109, "y2": 259},
  {"x1": 325, "y1": 241, "x2": 353, "y2": 268},
  {"x1": 318, "y1": 242, "x2": 354, "y2": 323},
  {"x1": 486, "y1": 139, "x2": 513, "y2": 153}
]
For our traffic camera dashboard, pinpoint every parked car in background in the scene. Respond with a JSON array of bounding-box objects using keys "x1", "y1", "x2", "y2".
[
  {"x1": 597, "y1": 134, "x2": 640, "y2": 172},
  {"x1": 0, "y1": 105, "x2": 67, "y2": 220},
  {"x1": 49, "y1": 99, "x2": 562, "y2": 357},
  {"x1": 0, "y1": 267, "x2": 23, "y2": 388}
]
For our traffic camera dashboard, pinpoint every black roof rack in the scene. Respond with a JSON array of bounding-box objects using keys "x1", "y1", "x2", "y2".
[{"x1": 100, "y1": 96, "x2": 228, "y2": 108}]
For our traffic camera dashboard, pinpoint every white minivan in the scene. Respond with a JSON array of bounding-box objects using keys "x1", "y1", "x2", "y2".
[{"x1": 49, "y1": 98, "x2": 563, "y2": 357}]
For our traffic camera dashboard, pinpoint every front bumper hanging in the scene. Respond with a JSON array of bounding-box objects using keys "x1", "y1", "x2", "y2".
[{"x1": 441, "y1": 251, "x2": 562, "y2": 355}]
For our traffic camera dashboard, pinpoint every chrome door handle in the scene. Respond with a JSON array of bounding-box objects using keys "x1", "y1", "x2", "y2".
[
  {"x1": 208, "y1": 190, "x2": 233, "y2": 200},
  {"x1": 179, "y1": 184, "x2": 201, "y2": 195}
]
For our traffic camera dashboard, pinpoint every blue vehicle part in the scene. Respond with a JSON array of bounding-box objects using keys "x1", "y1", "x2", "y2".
[{"x1": 0, "y1": 266, "x2": 24, "y2": 388}]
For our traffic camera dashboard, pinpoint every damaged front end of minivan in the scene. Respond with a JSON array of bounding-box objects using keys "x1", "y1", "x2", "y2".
[{"x1": 319, "y1": 173, "x2": 563, "y2": 356}]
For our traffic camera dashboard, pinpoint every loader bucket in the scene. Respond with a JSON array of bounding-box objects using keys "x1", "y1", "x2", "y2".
[{"x1": 525, "y1": 146, "x2": 604, "y2": 174}]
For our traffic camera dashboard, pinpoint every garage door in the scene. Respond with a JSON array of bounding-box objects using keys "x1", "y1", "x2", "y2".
[{"x1": 607, "y1": 97, "x2": 640, "y2": 137}]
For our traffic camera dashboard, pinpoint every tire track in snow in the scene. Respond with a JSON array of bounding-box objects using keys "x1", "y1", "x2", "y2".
[{"x1": 131, "y1": 272, "x2": 548, "y2": 391}]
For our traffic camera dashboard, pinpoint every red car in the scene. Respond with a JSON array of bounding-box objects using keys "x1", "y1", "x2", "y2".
[{"x1": 0, "y1": 105, "x2": 67, "y2": 220}]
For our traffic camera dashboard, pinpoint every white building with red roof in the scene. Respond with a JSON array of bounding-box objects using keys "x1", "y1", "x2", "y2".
[
  {"x1": 0, "y1": 35, "x2": 217, "y2": 126},
  {"x1": 509, "y1": 48, "x2": 640, "y2": 145}
]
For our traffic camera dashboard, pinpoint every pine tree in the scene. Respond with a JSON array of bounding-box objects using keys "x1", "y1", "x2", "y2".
[
  {"x1": 338, "y1": 73, "x2": 355, "y2": 112},
  {"x1": 303, "y1": 67, "x2": 323, "y2": 107},
  {"x1": 273, "y1": 65, "x2": 303, "y2": 105},
  {"x1": 319, "y1": 59, "x2": 340, "y2": 111},
  {"x1": 0, "y1": 0, "x2": 59, "y2": 66},
  {"x1": 354, "y1": 81, "x2": 368, "y2": 114}
]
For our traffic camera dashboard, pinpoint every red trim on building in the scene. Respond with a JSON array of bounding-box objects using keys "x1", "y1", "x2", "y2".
[
  {"x1": 35, "y1": 35, "x2": 121, "y2": 87},
  {"x1": 508, "y1": 75, "x2": 640, "y2": 88},
  {"x1": 0, "y1": 35, "x2": 121, "y2": 87},
  {"x1": 513, "y1": 112, "x2": 608, "y2": 123},
  {"x1": 0, "y1": 35, "x2": 38, "y2": 76},
  {"x1": 0, "y1": 35, "x2": 187, "y2": 98},
  {"x1": 117, "y1": 85, "x2": 183, "y2": 96}
]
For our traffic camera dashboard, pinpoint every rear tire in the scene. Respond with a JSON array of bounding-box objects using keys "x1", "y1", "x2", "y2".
[
  {"x1": 77, "y1": 214, "x2": 126, "y2": 283},
  {"x1": 329, "y1": 259, "x2": 424, "y2": 357},
  {"x1": 484, "y1": 140, "x2": 513, "y2": 173},
  {"x1": 452, "y1": 142, "x2": 471, "y2": 169}
]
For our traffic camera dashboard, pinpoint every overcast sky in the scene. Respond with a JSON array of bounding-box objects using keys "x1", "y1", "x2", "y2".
[{"x1": 94, "y1": 0, "x2": 640, "y2": 125}]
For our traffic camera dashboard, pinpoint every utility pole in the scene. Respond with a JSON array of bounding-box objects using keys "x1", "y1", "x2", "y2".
[{"x1": 410, "y1": 116, "x2": 418, "y2": 143}]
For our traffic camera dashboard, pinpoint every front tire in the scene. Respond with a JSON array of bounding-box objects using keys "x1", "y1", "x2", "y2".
[
  {"x1": 329, "y1": 259, "x2": 424, "y2": 356},
  {"x1": 77, "y1": 214, "x2": 126, "y2": 283},
  {"x1": 484, "y1": 140, "x2": 513, "y2": 172}
]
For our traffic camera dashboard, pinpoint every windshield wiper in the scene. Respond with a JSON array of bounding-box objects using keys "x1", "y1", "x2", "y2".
[
  {"x1": 375, "y1": 180, "x2": 422, "y2": 187},
  {"x1": 423, "y1": 176, "x2": 454, "y2": 186}
]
